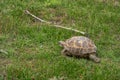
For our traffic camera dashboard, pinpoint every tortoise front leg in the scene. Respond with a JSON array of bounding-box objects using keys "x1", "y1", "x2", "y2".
[{"x1": 61, "y1": 49, "x2": 71, "y2": 56}]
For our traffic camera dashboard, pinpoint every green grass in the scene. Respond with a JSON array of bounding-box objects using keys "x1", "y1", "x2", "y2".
[{"x1": 0, "y1": 0, "x2": 120, "y2": 80}]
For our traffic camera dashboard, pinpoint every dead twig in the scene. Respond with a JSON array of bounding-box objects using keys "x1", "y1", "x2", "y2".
[
  {"x1": 0, "y1": 49, "x2": 8, "y2": 55},
  {"x1": 25, "y1": 10, "x2": 85, "y2": 35}
]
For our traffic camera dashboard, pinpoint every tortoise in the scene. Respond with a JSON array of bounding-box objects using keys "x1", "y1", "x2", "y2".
[{"x1": 59, "y1": 36, "x2": 100, "y2": 63}]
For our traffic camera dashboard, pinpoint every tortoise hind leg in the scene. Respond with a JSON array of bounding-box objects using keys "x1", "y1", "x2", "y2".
[{"x1": 89, "y1": 54, "x2": 100, "y2": 63}]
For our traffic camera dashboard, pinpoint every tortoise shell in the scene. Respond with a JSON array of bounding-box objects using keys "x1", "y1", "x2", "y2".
[{"x1": 60, "y1": 36, "x2": 97, "y2": 56}]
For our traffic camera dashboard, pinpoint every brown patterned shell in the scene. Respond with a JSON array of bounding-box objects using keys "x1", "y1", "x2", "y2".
[{"x1": 64, "y1": 36, "x2": 97, "y2": 55}]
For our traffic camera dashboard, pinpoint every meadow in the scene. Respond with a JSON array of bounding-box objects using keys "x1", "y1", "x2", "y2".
[{"x1": 0, "y1": 0, "x2": 120, "y2": 80}]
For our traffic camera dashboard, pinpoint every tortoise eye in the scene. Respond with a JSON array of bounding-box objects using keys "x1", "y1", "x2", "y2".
[{"x1": 64, "y1": 50, "x2": 68, "y2": 52}]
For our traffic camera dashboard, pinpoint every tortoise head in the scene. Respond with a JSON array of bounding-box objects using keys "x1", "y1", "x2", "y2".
[
  {"x1": 89, "y1": 54, "x2": 100, "y2": 63},
  {"x1": 59, "y1": 41, "x2": 66, "y2": 47}
]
